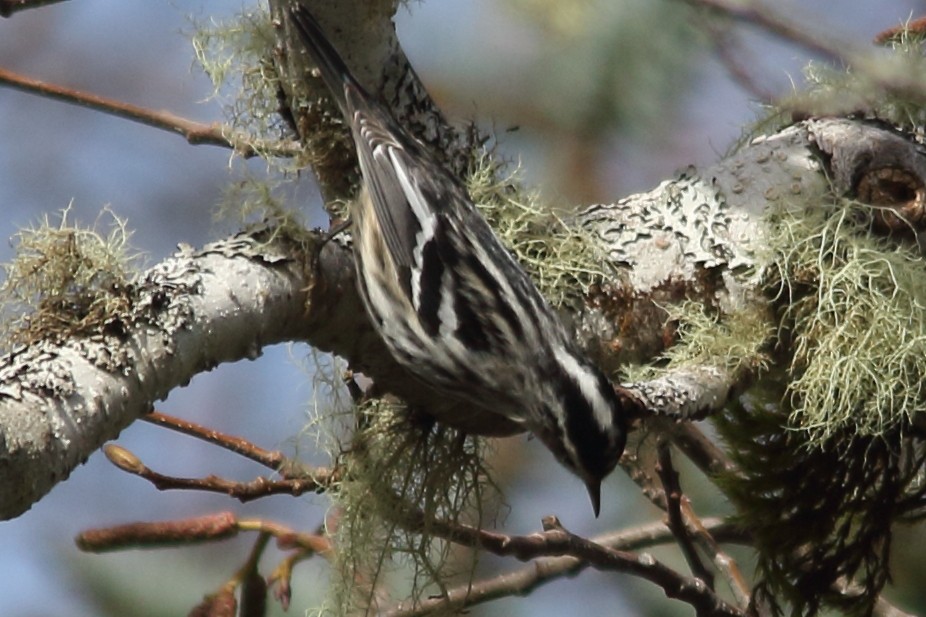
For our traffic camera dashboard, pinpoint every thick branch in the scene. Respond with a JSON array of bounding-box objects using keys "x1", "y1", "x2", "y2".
[
  {"x1": 3, "y1": 117, "x2": 923, "y2": 519},
  {"x1": 0, "y1": 232, "x2": 313, "y2": 519},
  {"x1": 6, "y1": 0, "x2": 926, "y2": 524},
  {"x1": 270, "y1": 0, "x2": 483, "y2": 199}
]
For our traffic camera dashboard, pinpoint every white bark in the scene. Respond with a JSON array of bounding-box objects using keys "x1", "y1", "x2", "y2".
[
  {"x1": 4, "y1": 0, "x2": 926, "y2": 521},
  {"x1": 3, "y1": 117, "x2": 919, "y2": 519},
  {"x1": 0, "y1": 234, "x2": 310, "y2": 519}
]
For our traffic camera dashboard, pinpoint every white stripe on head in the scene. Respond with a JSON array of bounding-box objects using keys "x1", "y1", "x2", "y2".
[{"x1": 553, "y1": 346, "x2": 614, "y2": 432}]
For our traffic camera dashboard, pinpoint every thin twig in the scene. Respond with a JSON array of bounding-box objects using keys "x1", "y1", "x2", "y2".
[
  {"x1": 649, "y1": 422, "x2": 752, "y2": 608},
  {"x1": 385, "y1": 501, "x2": 744, "y2": 617},
  {"x1": 679, "y1": 500, "x2": 753, "y2": 610},
  {"x1": 657, "y1": 440, "x2": 715, "y2": 588},
  {"x1": 102, "y1": 443, "x2": 338, "y2": 501},
  {"x1": 680, "y1": 0, "x2": 926, "y2": 108},
  {"x1": 540, "y1": 516, "x2": 743, "y2": 617},
  {"x1": 0, "y1": 66, "x2": 300, "y2": 157},
  {"x1": 381, "y1": 517, "x2": 745, "y2": 617},
  {"x1": 667, "y1": 421, "x2": 737, "y2": 476},
  {"x1": 679, "y1": 0, "x2": 850, "y2": 63},
  {"x1": 142, "y1": 411, "x2": 288, "y2": 471},
  {"x1": 698, "y1": 14, "x2": 778, "y2": 104}
]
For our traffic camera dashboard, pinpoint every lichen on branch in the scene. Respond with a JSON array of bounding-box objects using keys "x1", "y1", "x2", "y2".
[{"x1": 0, "y1": 206, "x2": 140, "y2": 349}]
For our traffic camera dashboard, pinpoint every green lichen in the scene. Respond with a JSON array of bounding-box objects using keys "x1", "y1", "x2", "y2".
[
  {"x1": 0, "y1": 206, "x2": 140, "y2": 348},
  {"x1": 466, "y1": 153, "x2": 611, "y2": 309},
  {"x1": 214, "y1": 176, "x2": 312, "y2": 240},
  {"x1": 319, "y1": 398, "x2": 497, "y2": 617},
  {"x1": 738, "y1": 21, "x2": 926, "y2": 150},
  {"x1": 622, "y1": 299, "x2": 773, "y2": 384},
  {"x1": 766, "y1": 199, "x2": 926, "y2": 443},
  {"x1": 191, "y1": 3, "x2": 300, "y2": 164},
  {"x1": 714, "y1": 194, "x2": 926, "y2": 615}
]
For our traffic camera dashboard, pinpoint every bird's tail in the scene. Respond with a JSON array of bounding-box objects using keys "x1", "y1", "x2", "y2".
[{"x1": 288, "y1": 5, "x2": 358, "y2": 114}]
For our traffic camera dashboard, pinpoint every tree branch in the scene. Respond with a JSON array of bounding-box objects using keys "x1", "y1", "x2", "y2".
[
  {"x1": 381, "y1": 517, "x2": 746, "y2": 617},
  {"x1": 682, "y1": 0, "x2": 926, "y2": 109},
  {"x1": 102, "y1": 443, "x2": 337, "y2": 501},
  {"x1": 0, "y1": 66, "x2": 300, "y2": 158},
  {"x1": 0, "y1": 230, "x2": 316, "y2": 519},
  {"x1": 5, "y1": 0, "x2": 926, "y2": 536}
]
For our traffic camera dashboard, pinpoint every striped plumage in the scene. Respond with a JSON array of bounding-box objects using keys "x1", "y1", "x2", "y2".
[{"x1": 290, "y1": 6, "x2": 626, "y2": 515}]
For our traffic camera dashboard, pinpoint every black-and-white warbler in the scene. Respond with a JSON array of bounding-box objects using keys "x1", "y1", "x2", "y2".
[{"x1": 290, "y1": 6, "x2": 626, "y2": 515}]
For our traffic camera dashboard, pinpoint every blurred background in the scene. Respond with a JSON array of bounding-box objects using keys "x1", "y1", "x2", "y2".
[{"x1": 1, "y1": 1, "x2": 925, "y2": 615}]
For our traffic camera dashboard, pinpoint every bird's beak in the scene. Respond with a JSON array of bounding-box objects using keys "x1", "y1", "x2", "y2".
[{"x1": 585, "y1": 479, "x2": 601, "y2": 518}]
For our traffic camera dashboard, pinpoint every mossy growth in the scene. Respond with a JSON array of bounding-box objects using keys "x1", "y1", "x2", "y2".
[
  {"x1": 714, "y1": 193, "x2": 926, "y2": 615},
  {"x1": 620, "y1": 298, "x2": 773, "y2": 384},
  {"x1": 765, "y1": 198, "x2": 926, "y2": 444},
  {"x1": 320, "y1": 398, "x2": 498, "y2": 617},
  {"x1": 734, "y1": 20, "x2": 926, "y2": 152},
  {"x1": 0, "y1": 207, "x2": 140, "y2": 349},
  {"x1": 213, "y1": 175, "x2": 319, "y2": 243},
  {"x1": 466, "y1": 153, "x2": 612, "y2": 310},
  {"x1": 715, "y1": 392, "x2": 923, "y2": 617},
  {"x1": 192, "y1": 3, "x2": 301, "y2": 164}
]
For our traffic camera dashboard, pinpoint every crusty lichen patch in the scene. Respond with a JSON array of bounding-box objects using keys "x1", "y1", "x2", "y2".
[{"x1": 0, "y1": 206, "x2": 140, "y2": 349}]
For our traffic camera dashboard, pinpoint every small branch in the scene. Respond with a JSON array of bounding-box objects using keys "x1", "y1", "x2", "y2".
[
  {"x1": 680, "y1": 0, "x2": 926, "y2": 109},
  {"x1": 667, "y1": 421, "x2": 737, "y2": 477},
  {"x1": 103, "y1": 444, "x2": 338, "y2": 501},
  {"x1": 236, "y1": 518, "x2": 332, "y2": 555},
  {"x1": 679, "y1": 0, "x2": 850, "y2": 63},
  {"x1": 382, "y1": 517, "x2": 745, "y2": 617},
  {"x1": 656, "y1": 424, "x2": 752, "y2": 607},
  {"x1": 679, "y1": 501, "x2": 753, "y2": 610},
  {"x1": 873, "y1": 596, "x2": 918, "y2": 617},
  {"x1": 388, "y1": 501, "x2": 744, "y2": 617},
  {"x1": 77, "y1": 511, "x2": 332, "y2": 614},
  {"x1": 0, "y1": 0, "x2": 66, "y2": 17},
  {"x1": 0, "y1": 66, "x2": 299, "y2": 157},
  {"x1": 657, "y1": 441, "x2": 715, "y2": 588},
  {"x1": 76, "y1": 511, "x2": 240, "y2": 552},
  {"x1": 698, "y1": 15, "x2": 777, "y2": 104},
  {"x1": 538, "y1": 517, "x2": 743, "y2": 617},
  {"x1": 142, "y1": 411, "x2": 289, "y2": 472}
]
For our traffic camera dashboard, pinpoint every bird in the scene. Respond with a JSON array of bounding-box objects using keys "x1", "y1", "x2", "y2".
[{"x1": 289, "y1": 5, "x2": 626, "y2": 516}]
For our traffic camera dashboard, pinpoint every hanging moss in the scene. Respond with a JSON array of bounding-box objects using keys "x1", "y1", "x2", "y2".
[
  {"x1": 765, "y1": 199, "x2": 926, "y2": 444},
  {"x1": 619, "y1": 297, "x2": 773, "y2": 384},
  {"x1": 191, "y1": 3, "x2": 304, "y2": 165},
  {"x1": 715, "y1": 393, "x2": 920, "y2": 617},
  {"x1": 713, "y1": 188, "x2": 926, "y2": 615},
  {"x1": 320, "y1": 399, "x2": 498, "y2": 617}
]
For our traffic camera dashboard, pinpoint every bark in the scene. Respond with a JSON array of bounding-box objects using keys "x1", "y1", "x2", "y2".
[{"x1": 3, "y1": 1, "x2": 926, "y2": 520}]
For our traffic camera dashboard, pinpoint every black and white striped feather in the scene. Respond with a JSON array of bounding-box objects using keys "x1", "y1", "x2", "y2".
[{"x1": 290, "y1": 6, "x2": 626, "y2": 515}]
